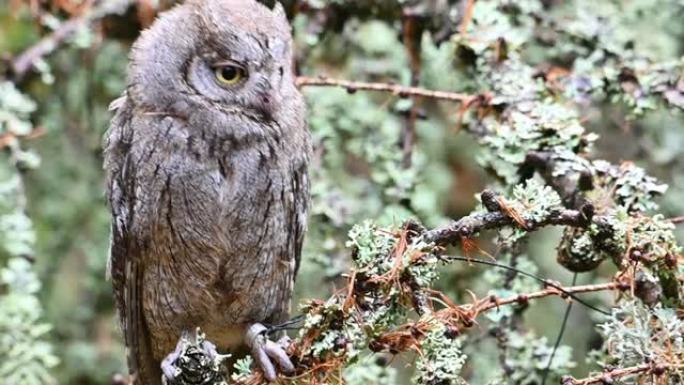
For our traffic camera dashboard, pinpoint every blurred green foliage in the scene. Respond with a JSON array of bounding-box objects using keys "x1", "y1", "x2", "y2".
[{"x1": 0, "y1": 0, "x2": 683, "y2": 384}]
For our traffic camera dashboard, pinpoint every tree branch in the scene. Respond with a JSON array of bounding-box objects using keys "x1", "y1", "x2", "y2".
[
  {"x1": 230, "y1": 279, "x2": 622, "y2": 385},
  {"x1": 11, "y1": 16, "x2": 86, "y2": 80},
  {"x1": 10, "y1": 0, "x2": 133, "y2": 81},
  {"x1": 295, "y1": 76, "x2": 478, "y2": 103},
  {"x1": 468, "y1": 281, "x2": 620, "y2": 314},
  {"x1": 670, "y1": 215, "x2": 684, "y2": 224},
  {"x1": 562, "y1": 362, "x2": 684, "y2": 385},
  {"x1": 422, "y1": 190, "x2": 596, "y2": 246}
]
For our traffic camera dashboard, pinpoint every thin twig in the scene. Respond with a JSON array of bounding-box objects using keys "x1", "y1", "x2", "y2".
[
  {"x1": 423, "y1": 205, "x2": 597, "y2": 246},
  {"x1": 295, "y1": 76, "x2": 476, "y2": 103},
  {"x1": 541, "y1": 273, "x2": 577, "y2": 385},
  {"x1": 11, "y1": 16, "x2": 87, "y2": 79},
  {"x1": 459, "y1": 0, "x2": 476, "y2": 37},
  {"x1": 563, "y1": 363, "x2": 684, "y2": 385},
  {"x1": 669, "y1": 215, "x2": 684, "y2": 224},
  {"x1": 233, "y1": 261, "x2": 621, "y2": 385},
  {"x1": 444, "y1": 256, "x2": 613, "y2": 315},
  {"x1": 567, "y1": 364, "x2": 650, "y2": 385},
  {"x1": 371, "y1": 280, "x2": 619, "y2": 356},
  {"x1": 471, "y1": 281, "x2": 620, "y2": 314},
  {"x1": 10, "y1": 0, "x2": 133, "y2": 80},
  {"x1": 0, "y1": 126, "x2": 46, "y2": 149}
]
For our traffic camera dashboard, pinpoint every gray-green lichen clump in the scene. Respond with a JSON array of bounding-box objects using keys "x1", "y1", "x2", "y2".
[{"x1": 413, "y1": 321, "x2": 467, "y2": 385}]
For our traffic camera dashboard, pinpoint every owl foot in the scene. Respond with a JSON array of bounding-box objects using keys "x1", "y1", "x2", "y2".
[
  {"x1": 246, "y1": 323, "x2": 295, "y2": 382},
  {"x1": 161, "y1": 329, "x2": 227, "y2": 384},
  {"x1": 161, "y1": 339, "x2": 185, "y2": 382}
]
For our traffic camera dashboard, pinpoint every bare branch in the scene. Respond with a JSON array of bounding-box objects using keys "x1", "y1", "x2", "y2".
[
  {"x1": 562, "y1": 362, "x2": 684, "y2": 385},
  {"x1": 470, "y1": 281, "x2": 620, "y2": 314},
  {"x1": 670, "y1": 215, "x2": 684, "y2": 224},
  {"x1": 10, "y1": 0, "x2": 133, "y2": 81},
  {"x1": 231, "y1": 278, "x2": 622, "y2": 385},
  {"x1": 422, "y1": 194, "x2": 596, "y2": 246},
  {"x1": 295, "y1": 76, "x2": 478, "y2": 103},
  {"x1": 11, "y1": 16, "x2": 86, "y2": 80}
]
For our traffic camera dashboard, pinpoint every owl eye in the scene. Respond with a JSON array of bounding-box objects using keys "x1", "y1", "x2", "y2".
[{"x1": 214, "y1": 64, "x2": 247, "y2": 85}]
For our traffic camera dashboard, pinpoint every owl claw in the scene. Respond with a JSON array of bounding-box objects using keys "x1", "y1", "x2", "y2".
[
  {"x1": 246, "y1": 323, "x2": 295, "y2": 382},
  {"x1": 264, "y1": 339, "x2": 295, "y2": 373},
  {"x1": 200, "y1": 340, "x2": 220, "y2": 361},
  {"x1": 160, "y1": 339, "x2": 184, "y2": 382},
  {"x1": 161, "y1": 329, "x2": 228, "y2": 385}
]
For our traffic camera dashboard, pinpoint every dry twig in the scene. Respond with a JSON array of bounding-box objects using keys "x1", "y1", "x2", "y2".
[
  {"x1": 562, "y1": 362, "x2": 684, "y2": 385},
  {"x1": 295, "y1": 76, "x2": 477, "y2": 103},
  {"x1": 467, "y1": 281, "x2": 621, "y2": 315},
  {"x1": 10, "y1": 0, "x2": 133, "y2": 80},
  {"x1": 423, "y1": 204, "x2": 597, "y2": 246}
]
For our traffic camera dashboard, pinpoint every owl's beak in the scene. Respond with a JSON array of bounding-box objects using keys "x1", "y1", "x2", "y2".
[{"x1": 256, "y1": 91, "x2": 277, "y2": 120}]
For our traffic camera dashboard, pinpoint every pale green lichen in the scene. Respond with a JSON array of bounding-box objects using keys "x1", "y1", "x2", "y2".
[
  {"x1": 347, "y1": 220, "x2": 397, "y2": 275},
  {"x1": 477, "y1": 98, "x2": 596, "y2": 185},
  {"x1": 510, "y1": 179, "x2": 563, "y2": 223},
  {"x1": 592, "y1": 160, "x2": 668, "y2": 213},
  {"x1": 230, "y1": 356, "x2": 254, "y2": 383},
  {"x1": 493, "y1": 179, "x2": 563, "y2": 245},
  {"x1": 594, "y1": 300, "x2": 683, "y2": 381},
  {"x1": 500, "y1": 332, "x2": 575, "y2": 385},
  {"x1": 587, "y1": 209, "x2": 630, "y2": 258},
  {"x1": 551, "y1": 147, "x2": 595, "y2": 178},
  {"x1": 0, "y1": 258, "x2": 59, "y2": 385},
  {"x1": 343, "y1": 354, "x2": 397, "y2": 385},
  {"x1": 628, "y1": 215, "x2": 681, "y2": 263},
  {"x1": 0, "y1": 81, "x2": 37, "y2": 137},
  {"x1": 413, "y1": 321, "x2": 468, "y2": 385}
]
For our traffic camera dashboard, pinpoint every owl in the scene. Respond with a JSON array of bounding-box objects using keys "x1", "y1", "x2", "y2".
[{"x1": 102, "y1": 0, "x2": 311, "y2": 384}]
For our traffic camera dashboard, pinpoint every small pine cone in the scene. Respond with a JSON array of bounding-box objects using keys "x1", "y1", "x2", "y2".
[{"x1": 556, "y1": 228, "x2": 605, "y2": 272}]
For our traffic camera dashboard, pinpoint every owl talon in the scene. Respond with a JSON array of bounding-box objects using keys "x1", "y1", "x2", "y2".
[
  {"x1": 160, "y1": 339, "x2": 184, "y2": 382},
  {"x1": 277, "y1": 335, "x2": 292, "y2": 349},
  {"x1": 264, "y1": 339, "x2": 295, "y2": 373},
  {"x1": 201, "y1": 340, "x2": 219, "y2": 361},
  {"x1": 161, "y1": 330, "x2": 228, "y2": 384},
  {"x1": 246, "y1": 323, "x2": 295, "y2": 382}
]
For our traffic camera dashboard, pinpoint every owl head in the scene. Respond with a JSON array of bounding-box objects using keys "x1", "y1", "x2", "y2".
[{"x1": 127, "y1": 0, "x2": 296, "y2": 121}]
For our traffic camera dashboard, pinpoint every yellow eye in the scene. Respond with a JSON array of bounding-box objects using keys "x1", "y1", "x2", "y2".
[{"x1": 214, "y1": 65, "x2": 246, "y2": 85}]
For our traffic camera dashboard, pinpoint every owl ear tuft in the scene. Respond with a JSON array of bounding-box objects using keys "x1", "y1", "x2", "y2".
[{"x1": 272, "y1": 1, "x2": 287, "y2": 22}]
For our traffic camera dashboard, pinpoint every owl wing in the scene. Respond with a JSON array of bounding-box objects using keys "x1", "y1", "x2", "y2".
[
  {"x1": 104, "y1": 101, "x2": 162, "y2": 385},
  {"x1": 292, "y1": 161, "x2": 310, "y2": 279}
]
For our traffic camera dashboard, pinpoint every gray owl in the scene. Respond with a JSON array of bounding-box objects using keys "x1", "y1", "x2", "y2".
[{"x1": 103, "y1": 0, "x2": 311, "y2": 384}]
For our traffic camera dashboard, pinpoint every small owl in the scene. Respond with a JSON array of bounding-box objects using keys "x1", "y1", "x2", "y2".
[{"x1": 103, "y1": 1, "x2": 311, "y2": 384}]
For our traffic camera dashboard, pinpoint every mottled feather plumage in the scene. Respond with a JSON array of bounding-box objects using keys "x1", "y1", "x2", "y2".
[{"x1": 103, "y1": 1, "x2": 310, "y2": 384}]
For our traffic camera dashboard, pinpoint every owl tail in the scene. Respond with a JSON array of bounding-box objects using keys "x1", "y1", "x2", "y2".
[
  {"x1": 125, "y1": 262, "x2": 163, "y2": 385},
  {"x1": 130, "y1": 326, "x2": 162, "y2": 385}
]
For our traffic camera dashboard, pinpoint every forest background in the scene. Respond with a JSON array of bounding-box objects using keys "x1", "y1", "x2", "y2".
[{"x1": 1, "y1": 1, "x2": 684, "y2": 384}]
